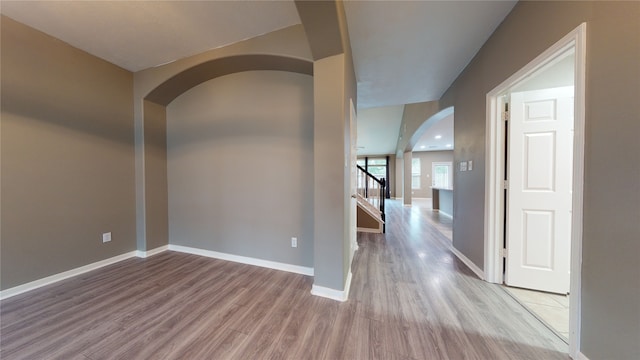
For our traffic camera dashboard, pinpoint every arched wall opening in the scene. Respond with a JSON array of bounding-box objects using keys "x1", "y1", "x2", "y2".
[
  {"x1": 399, "y1": 106, "x2": 454, "y2": 206},
  {"x1": 410, "y1": 112, "x2": 455, "y2": 219},
  {"x1": 139, "y1": 55, "x2": 315, "y2": 273},
  {"x1": 407, "y1": 106, "x2": 454, "y2": 152},
  {"x1": 145, "y1": 55, "x2": 313, "y2": 106}
]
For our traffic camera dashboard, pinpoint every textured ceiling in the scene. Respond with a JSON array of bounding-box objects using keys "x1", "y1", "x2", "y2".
[
  {"x1": 357, "y1": 105, "x2": 404, "y2": 156},
  {"x1": 344, "y1": 0, "x2": 517, "y2": 109},
  {"x1": 0, "y1": 0, "x2": 301, "y2": 72}
]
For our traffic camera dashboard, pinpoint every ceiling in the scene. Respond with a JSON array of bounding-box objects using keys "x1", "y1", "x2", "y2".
[
  {"x1": 1, "y1": 1, "x2": 517, "y2": 155},
  {"x1": 345, "y1": 0, "x2": 515, "y2": 155},
  {"x1": 356, "y1": 106, "x2": 454, "y2": 156},
  {"x1": 356, "y1": 105, "x2": 404, "y2": 156},
  {"x1": 343, "y1": 1, "x2": 517, "y2": 109},
  {"x1": 413, "y1": 113, "x2": 454, "y2": 153},
  {"x1": 0, "y1": 1, "x2": 301, "y2": 72}
]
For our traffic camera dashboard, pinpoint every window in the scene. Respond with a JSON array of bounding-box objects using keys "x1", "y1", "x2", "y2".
[
  {"x1": 432, "y1": 162, "x2": 453, "y2": 189},
  {"x1": 357, "y1": 159, "x2": 365, "y2": 168},
  {"x1": 412, "y1": 158, "x2": 421, "y2": 189},
  {"x1": 367, "y1": 158, "x2": 386, "y2": 181}
]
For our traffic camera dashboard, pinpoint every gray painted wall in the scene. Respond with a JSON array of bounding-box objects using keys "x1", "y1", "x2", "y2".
[
  {"x1": 388, "y1": 156, "x2": 396, "y2": 198},
  {"x1": 403, "y1": 152, "x2": 412, "y2": 205},
  {"x1": 297, "y1": 0, "x2": 358, "y2": 292},
  {"x1": 439, "y1": 2, "x2": 640, "y2": 358},
  {"x1": 143, "y1": 100, "x2": 169, "y2": 251},
  {"x1": 1, "y1": 16, "x2": 136, "y2": 289},
  {"x1": 313, "y1": 54, "x2": 350, "y2": 290},
  {"x1": 395, "y1": 155, "x2": 403, "y2": 199},
  {"x1": 395, "y1": 101, "x2": 441, "y2": 157},
  {"x1": 411, "y1": 151, "x2": 454, "y2": 198},
  {"x1": 133, "y1": 25, "x2": 313, "y2": 256},
  {"x1": 166, "y1": 71, "x2": 314, "y2": 267}
]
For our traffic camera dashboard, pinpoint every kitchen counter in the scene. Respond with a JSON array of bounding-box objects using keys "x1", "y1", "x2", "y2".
[{"x1": 431, "y1": 187, "x2": 453, "y2": 217}]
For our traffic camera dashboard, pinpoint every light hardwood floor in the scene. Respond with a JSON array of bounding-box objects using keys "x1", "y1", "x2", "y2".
[
  {"x1": 0, "y1": 200, "x2": 568, "y2": 359},
  {"x1": 504, "y1": 286, "x2": 570, "y2": 341}
]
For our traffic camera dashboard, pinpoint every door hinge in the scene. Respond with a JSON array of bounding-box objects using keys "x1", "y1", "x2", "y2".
[
  {"x1": 502, "y1": 110, "x2": 510, "y2": 121},
  {"x1": 503, "y1": 102, "x2": 510, "y2": 121},
  {"x1": 503, "y1": 180, "x2": 509, "y2": 189},
  {"x1": 501, "y1": 248, "x2": 507, "y2": 257}
]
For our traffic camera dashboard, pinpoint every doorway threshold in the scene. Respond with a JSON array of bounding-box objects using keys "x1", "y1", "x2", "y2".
[{"x1": 501, "y1": 285, "x2": 569, "y2": 344}]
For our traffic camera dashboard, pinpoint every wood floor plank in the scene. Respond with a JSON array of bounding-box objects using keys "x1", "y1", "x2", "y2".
[
  {"x1": 159, "y1": 304, "x2": 249, "y2": 359},
  {"x1": 266, "y1": 290, "x2": 329, "y2": 359},
  {"x1": 227, "y1": 275, "x2": 311, "y2": 359},
  {"x1": 0, "y1": 200, "x2": 569, "y2": 360},
  {"x1": 83, "y1": 259, "x2": 255, "y2": 360}
]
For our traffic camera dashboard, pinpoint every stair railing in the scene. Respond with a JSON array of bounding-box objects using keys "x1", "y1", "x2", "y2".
[{"x1": 356, "y1": 165, "x2": 386, "y2": 232}]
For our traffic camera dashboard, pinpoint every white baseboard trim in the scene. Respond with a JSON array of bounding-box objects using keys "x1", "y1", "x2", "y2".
[
  {"x1": 0, "y1": 251, "x2": 138, "y2": 300},
  {"x1": 349, "y1": 243, "x2": 358, "y2": 264},
  {"x1": 310, "y1": 270, "x2": 352, "y2": 302},
  {"x1": 449, "y1": 245, "x2": 485, "y2": 280},
  {"x1": 435, "y1": 209, "x2": 453, "y2": 218},
  {"x1": 136, "y1": 245, "x2": 169, "y2": 258},
  {"x1": 167, "y1": 244, "x2": 314, "y2": 276},
  {"x1": 357, "y1": 227, "x2": 382, "y2": 234},
  {"x1": 0, "y1": 244, "x2": 314, "y2": 301},
  {"x1": 344, "y1": 269, "x2": 353, "y2": 300}
]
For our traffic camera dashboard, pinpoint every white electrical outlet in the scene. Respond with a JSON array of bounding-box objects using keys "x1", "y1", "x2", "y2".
[
  {"x1": 102, "y1": 232, "x2": 112, "y2": 243},
  {"x1": 291, "y1": 237, "x2": 298, "y2": 248}
]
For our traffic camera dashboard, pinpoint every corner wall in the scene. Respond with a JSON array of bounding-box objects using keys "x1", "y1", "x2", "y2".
[
  {"x1": 0, "y1": 16, "x2": 136, "y2": 289},
  {"x1": 142, "y1": 100, "x2": 168, "y2": 251},
  {"x1": 297, "y1": 0, "x2": 357, "y2": 293},
  {"x1": 313, "y1": 54, "x2": 349, "y2": 290}
]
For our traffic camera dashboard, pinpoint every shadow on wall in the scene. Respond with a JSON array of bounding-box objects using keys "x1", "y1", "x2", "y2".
[
  {"x1": 138, "y1": 54, "x2": 317, "y2": 268},
  {"x1": 165, "y1": 70, "x2": 315, "y2": 268}
]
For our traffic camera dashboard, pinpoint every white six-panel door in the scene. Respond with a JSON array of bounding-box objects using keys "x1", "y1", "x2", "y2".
[{"x1": 506, "y1": 86, "x2": 574, "y2": 294}]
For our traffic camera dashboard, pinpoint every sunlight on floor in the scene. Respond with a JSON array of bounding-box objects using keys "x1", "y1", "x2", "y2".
[{"x1": 411, "y1": 197, "x2": 453, "y2": 240}]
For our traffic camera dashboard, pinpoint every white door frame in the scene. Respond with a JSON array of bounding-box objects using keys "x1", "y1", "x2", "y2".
[
  {"x1": 349, "y1": 99, "x2": 358, "y2": 261},
  {"x1": 484, "y1": 23, "x2": 586, "y2": 358}
]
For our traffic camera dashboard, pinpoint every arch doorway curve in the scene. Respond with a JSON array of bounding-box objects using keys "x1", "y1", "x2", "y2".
[
  {"x1": 144, "y1": 54, "x2": 314, "y2": 106},
  {"x1": 137, "y1": 54, "x2": 314, "y2": 254},
  {"x1": 406, "y1": 106, "x2": 454, "y2": 153},
  {"x1": 398, "y1": 105, "x2": 455, "y2": 207}
]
